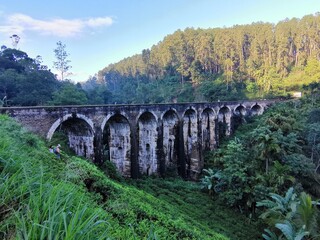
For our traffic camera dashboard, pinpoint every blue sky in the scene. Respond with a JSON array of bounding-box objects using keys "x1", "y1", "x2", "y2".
[{"x1": 0, "y1": 0, "x2": 320, "y2": 82}]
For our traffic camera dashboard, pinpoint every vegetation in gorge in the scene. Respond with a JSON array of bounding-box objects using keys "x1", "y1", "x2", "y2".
[{"x1": 201, "y1": 87, "x2": 320, "y2": 239}]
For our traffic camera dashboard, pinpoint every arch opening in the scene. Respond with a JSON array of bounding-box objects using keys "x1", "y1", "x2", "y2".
[
  {"x1": 50, "y1": 117, "x2": 94, "y2": 159},
  {"x1": 218, "y1": 106, "x2": 232, "y2": 138},
  {"x1": 201, "y1": 108, "x2": 216, "y2": 151},
  {"x1": 234, "y1": 105, "x2": 247, "y2": 131},
  {"x1": 103, "y1": 114, "x2": 131, "y2": 177},
  {"x1": 163, "y1": 110, "x2": 179, "y2": 175},
  {"x1": 138, "y1": 112, "x2": 158, "y2": 176},
  {"x1": 251, "y1": 104, "x2": 263, "y2": 116},
  {"x1": 234, "y1": 105, "x2": 246, "y2": 116}
]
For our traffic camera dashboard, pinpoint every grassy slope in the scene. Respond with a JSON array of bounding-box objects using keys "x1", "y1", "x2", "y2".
[
  {"x1": 0, "y1": 115, "x2": 262, "y2": 239},
  {"x1": 130, "y1": 178, "x2": 264, "y2": 240}
]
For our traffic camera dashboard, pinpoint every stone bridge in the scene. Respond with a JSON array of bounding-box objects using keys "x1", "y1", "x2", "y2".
[{"x1": 0, "y1": 100, "x2": 275, "y2": 178}]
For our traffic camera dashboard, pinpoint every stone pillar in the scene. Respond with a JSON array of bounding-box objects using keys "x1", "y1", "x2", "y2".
[
  {"x1": 93, "y1": 126, "x2": 103, "y2": 165},
  {"x1": 183, "y1": 109, "x2": 200, "y2": 179},
  {"x1": 157, "y1": 119, "x2": 165, "y2": 176},
  {"x1": 130, "y1": 121, "x2": 139, "y2": 179},
  {"x1": 201, "y1": 110, "x2": 216, "y2": 151},
  {"x1": 177, "y1": 120, "x2": 186, "y2": 178}
]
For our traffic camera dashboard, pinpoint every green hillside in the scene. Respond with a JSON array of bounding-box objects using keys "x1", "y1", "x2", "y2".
[
  {"x1": 0, "y1": 115, "x2": 263, "y2": 240},
  {"x1": 90, "y1": 14, "x2": 320, "y2": 104}
]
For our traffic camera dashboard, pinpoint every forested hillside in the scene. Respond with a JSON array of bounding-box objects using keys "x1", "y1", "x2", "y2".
[{"x1": 94, "y1": 13, "x2": 320, "y2": 104}]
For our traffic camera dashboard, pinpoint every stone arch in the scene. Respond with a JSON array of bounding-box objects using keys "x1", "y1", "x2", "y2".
[
  {"x1": 46, "y1": 113, "x2": 94, "y2": 158},
  {"x1": 251, "y1": 103, "x2": 263, "y2": 116},
  {"x1": 137, "y1": 111, "x2": 158, "y2": 176},
  {"x1": 101, "y1": 111, "x2": 130, "y2": 132},
  {"x1": 233, "y1": 104, "x2": 247, "y2": 130},
  {"x1": 183, "y1": 108, "x2": 199, "y2": 178},
  {"x1": 200, "y1": 108, "x2": 216, "y2": 151},
  {"x1": 47, "y1": 114, "x2": 94, "y2": 140},
  {"x1": 103, "y1": 113, "x2": 131, "y2": 177},
  {"x1": 162, "y1": 109, "x2": 179, "y2": 173},
  {"x1": 218, "y1": 106, "x2": 232, "y2": 136},
  {"x1": 234, "y1": 104, "x2": 247, "y2": 116}
]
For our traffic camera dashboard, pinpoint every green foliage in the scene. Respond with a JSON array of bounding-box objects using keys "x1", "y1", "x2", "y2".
[
  {"x1": 0, "y1": 118, "x2": 109, "y2": 240},
  {"x1": 99, "y1": 160, "x2": 124, "y2": 182},
  {"x1": 0, "y1": 48, "x2": 59, "y2": 106},
  {"x1": 257, "y1": 188, "x2": 319, "y2": 240},
  {"x1": 51, "y1": 81, "x2": 88, "y2": 105},
  {"x1": 93, "y1": 14, "x2": 320, "y2": 104},
  {"x1": 202, "y1": 95, "x2": 320, "y2": 214},
  {"x1": 53, "y1": 41, "x2": 72, "y2": 81},
  {"x1": 257, "y1": 187, "x2": 298, "y2": 225},
  {"x1": 130, "y1": 177, "x2": 264, "y2": 240},
  {"x1": 275, "y1": 220, "x2": 309, "y2": 240},
  {"x1": 0, "y1": 47, "x2": 92, "y2": 107}
]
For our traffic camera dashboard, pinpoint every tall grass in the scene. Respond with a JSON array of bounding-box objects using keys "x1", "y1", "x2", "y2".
[
  {"x1": 0, "y1": 159, "x2": 110, "y2": 240},
  {"x1": 0, "y1": 116, "x2": 110, "y2": 240}
]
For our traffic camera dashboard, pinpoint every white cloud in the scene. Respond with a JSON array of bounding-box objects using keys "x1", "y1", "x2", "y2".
[
  {"x1": 87, "y1": 17, "x2": 113, "y2": 27},
  {"x1": 0, "y1": 13, "x2": 113, "y2": 37}
]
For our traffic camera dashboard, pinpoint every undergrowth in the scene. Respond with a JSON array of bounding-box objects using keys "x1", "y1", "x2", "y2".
[{"x1": 129, "y1": 177, "x2": 264, "y2": 240}]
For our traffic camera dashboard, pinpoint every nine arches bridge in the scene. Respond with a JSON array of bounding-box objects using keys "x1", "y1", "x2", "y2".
[{"x1": 1, "y1": 100, "x2": 275, "y2": 179}]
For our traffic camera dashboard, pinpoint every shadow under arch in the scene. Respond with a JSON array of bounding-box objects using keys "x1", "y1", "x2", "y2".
[
  {"x1": 137, "y1": 111, "x2": 158, "y2": 176},
  {"x1": 183, "y1": 108, "x2": 199, "y2": 179},
  {"x1": 47, "y1": 113, "x2": 94, "y2": 158},
  {"x1": 251, "y1": 103, "x2": 263, "y2": 116},
  {"x1": 233, "y1": 104, "x2": 247, "y2": 131},
  {"x1": 201, "y1": 107, "x2": 216, "y2": 151},
  {"x1": 103, "y1": 113, "x2": 131, "y2": 177},
  {"x1": 218, "y1": 106, "x2": 232, "y2": 137},
  {"x1": 162, "y1": 109, "x2": 180, "y2": 176},
  {"x1": 234, "y1": 104, "x2": 247, "y2": 116}
]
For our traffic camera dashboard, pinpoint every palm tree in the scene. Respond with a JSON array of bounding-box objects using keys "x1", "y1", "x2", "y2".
[
  {"x1": 252, "y1": 127, "x2": 281, "y2": 174},
  {"x1": 267, "y1": 161, "x2": 295, "y2": 193},
  {"x1": 296, "y1": 192, "x2": 319, "y2": 237}
]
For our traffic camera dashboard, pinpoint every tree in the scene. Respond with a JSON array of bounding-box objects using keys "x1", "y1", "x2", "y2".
[
  {"x1": 250, "y1": 127, "x2": 281, "y2": 174},
  {"x1": 51, "y1": 81, "x2": 88, "y2": 105},
  {"x1": 257, "y1": 188, "x2": 319, "y2": 240},
  {"x1": 53, "y1": 41, "x2": 72, "y2": 81}
]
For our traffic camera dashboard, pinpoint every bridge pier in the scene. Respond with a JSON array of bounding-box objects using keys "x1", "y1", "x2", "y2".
[{"x1": 93, "y1": 126, "x2": 103, "y2": 166}]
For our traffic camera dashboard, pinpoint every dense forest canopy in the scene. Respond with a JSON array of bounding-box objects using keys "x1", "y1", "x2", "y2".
[{"x1": 96, "y1": 13, "x2": 320, "y2": 104}]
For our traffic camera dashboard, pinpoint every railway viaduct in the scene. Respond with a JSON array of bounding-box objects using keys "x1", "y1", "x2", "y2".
[{"x1": 0, "y1": 100, "x2": 275, "y2": 179}]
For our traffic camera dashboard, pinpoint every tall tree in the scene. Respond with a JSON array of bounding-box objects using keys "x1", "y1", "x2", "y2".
[{"x1": 53, "y1": 41, "x2": 72, "y2": 81}]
